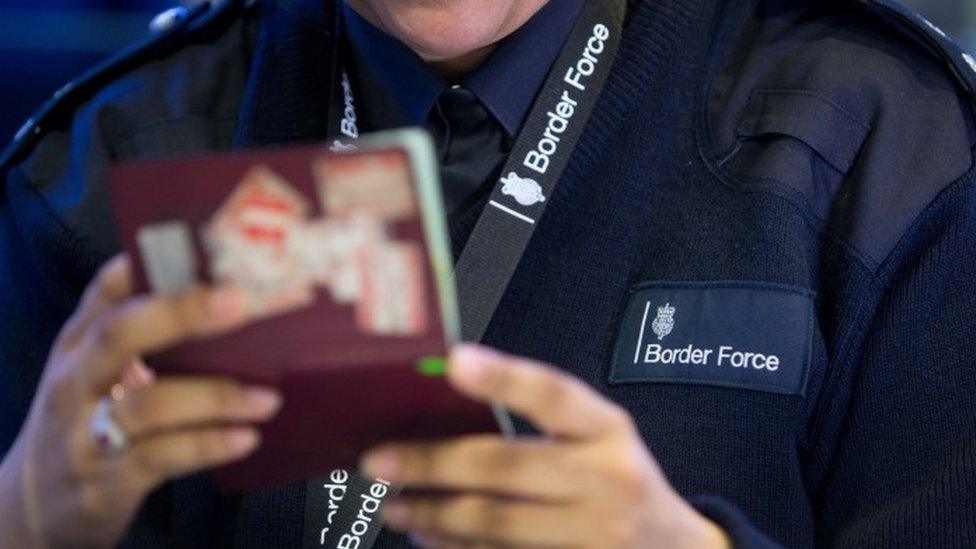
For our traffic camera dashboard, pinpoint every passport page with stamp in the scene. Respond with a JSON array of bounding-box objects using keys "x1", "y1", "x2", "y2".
[{"x1": 109, "y1": 129, "x2": 498, "y2": 491}]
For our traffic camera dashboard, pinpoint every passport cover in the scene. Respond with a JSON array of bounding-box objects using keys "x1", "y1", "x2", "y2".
[{"x1": 109, "y1": 130, "x2": 498, "y2": 492}]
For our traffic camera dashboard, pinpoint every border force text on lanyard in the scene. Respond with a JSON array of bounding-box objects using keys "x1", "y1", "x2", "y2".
[{"x1": 305, "y1": 1, "x2": 626, "y2": 547}]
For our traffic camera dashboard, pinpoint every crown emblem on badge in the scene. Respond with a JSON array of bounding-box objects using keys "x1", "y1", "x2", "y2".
[
  {"x1": 500, "y1": 172, "x2": 546, "y2": 207},
  {"x1": 651, "y1": 302, "x2": 675, "y2": 341},
  {"x1": 330, "y1": 139, "x2": 357, "y2": 153}
]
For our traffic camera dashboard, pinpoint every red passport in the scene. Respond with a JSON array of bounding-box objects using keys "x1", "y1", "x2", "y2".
[{"x1": 109, "y1": 130, "x2": 499, "y2": 491}]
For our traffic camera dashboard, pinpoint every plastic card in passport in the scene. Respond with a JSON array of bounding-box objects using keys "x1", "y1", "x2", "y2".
[{"x1": 109, "y1": 129, "x2": 498, "y2": 492}]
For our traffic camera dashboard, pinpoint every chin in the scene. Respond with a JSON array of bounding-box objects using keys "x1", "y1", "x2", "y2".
[{"x1": 350, "y1": 0, "x2": 548, "y2": 61}]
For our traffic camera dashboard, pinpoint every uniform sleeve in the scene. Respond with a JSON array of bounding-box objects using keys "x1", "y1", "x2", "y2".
[
  {"x1": 688, "y1": 171, "x2": 976, "y2": 547},
  {"x1": 0, "y1": 185, "x2": 66, "y2": 457},
  {"x1": 814, "y1": 172, "x2": 976, "y2": 546}
]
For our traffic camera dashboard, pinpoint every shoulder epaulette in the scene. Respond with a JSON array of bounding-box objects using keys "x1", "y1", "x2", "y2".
[
  {"x1": 855, "y1": 0, "x2": 976, "y2": 106},
  {"x1": 0, "y1": 0, "x2": 251, "y2": 172}
]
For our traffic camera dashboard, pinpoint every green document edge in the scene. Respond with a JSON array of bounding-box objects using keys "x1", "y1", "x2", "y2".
[{"x1": 417, "y1": 356, "x2": 447, "y2": 377}]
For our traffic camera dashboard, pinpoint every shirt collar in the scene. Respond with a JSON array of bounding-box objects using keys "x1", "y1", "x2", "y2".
[{"x1": 341, "y1": 0, "x2": 585, "y2": 137}]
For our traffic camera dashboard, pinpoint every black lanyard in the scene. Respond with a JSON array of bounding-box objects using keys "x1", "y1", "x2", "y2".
[
  {"x1": 305, "y1": 1, "x2": 626, "y2": 546},
  {"x1": 453, "y1": 0, "x2": 625, "y2": 342},
  {"x1": 326, "y1": 0, "x2": 625, "y2": 341}
]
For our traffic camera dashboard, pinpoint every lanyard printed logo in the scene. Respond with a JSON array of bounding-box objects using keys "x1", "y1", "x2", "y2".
[
  {"x1": 489, "y1": 21, "x2": 612, "y2": 225},
  {"x1": 305, "y1": 468, "x2": 396, "y2": 549},
  {"x1": 455, "y1": 0, "x2": 625, "y2": 343},
  {"x1": 499, "y1": 172, "x2": 546, "y2": 207},
  {"x1": 331, "y1": 71, "x2": 359, "y2": 153}
]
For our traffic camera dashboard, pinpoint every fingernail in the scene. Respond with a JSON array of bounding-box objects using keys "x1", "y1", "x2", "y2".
[
  {"x1": 133, "y1": 359, "x2": 156, "y2": 385},
  {"x1": 382, "y1": 501, "x2": 409, "y2": 526},
  {"x1": 450, "y1": 344, "x2": 498, "y2": 383},
  {"x1": 228, "y1": 429, "x2": 260, "y2": 453},
  {"x1": 209, "y1": 286, "x2": 245, "y2": 320},
  {"x1": 246, "y1": 387, "x2": 282, "y2": 414},
  {"x1": 361, "y1": 449, "x2": 399, "y2": 480}
]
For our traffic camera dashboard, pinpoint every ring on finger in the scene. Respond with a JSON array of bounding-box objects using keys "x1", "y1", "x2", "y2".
[
  {"x1": 110, "y1": 381, "x2": 126, "y2": 402},
  {"x1": 90, "y1": 385, "x2": 128, "y2": 452}
]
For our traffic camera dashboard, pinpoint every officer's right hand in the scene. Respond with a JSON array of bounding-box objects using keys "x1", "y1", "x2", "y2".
[{"x1": 0, "y1": 255, "x2": 282, "y2": 548}]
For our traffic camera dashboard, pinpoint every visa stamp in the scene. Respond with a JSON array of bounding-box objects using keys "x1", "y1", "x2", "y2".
[
  {"x1": 134, "y1": 147, "x2": 433, "y2": 332},
  {"x1": 313, "y1": 152, "x2": 416, "y2": 220},
  {"x1": 203, "y1": 165, "x2": 315, "y2": 318},
  {"x1": 356, "y1": 242, "x2": 427, "y2": 336},
  {"x1": 136, "y1": 220, "x2": 197, "y2": 295},
  {"x1": 289, "y1": 216, "x2": 385, "y2": 304}
]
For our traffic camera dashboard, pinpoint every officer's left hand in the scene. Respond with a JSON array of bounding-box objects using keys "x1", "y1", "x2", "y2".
[{"x1": 361, "y1": 345, "x2": 730, "y2": 549}]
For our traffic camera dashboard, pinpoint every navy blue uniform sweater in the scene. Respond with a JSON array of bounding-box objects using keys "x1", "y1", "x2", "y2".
[{"x1": 1, "y1": 0, "x2": 976, "y2": 546}]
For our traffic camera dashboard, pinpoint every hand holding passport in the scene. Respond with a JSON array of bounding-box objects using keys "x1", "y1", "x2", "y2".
[{"x1": 109, "y1": 129, "x2": 505, "y2": 491}]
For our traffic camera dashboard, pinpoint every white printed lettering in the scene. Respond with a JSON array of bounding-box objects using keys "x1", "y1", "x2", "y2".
[
  {"x1": 317, "y1": 469, "x2": 350, "y2": 545},
  {"x1": 336, "y1": 478, "x2": 389, "y2": 548},
  {"x1": 643, "y1": 344, "x2": 711, "y2": 365},
  {"x1": 716, "y1": 346, "x2": 779, "y2": 371},
  {"x1": 594, "y1": 23, "x2": 609, "y2": 40},
  {"x1": 555, "y1": 100, "x2": 575, "y2": 119},
  {"x1": 547, "y1": 110, "x2": 569, "y2": 133},
  {"x1": 369, "y1": 482, "x2": 388, "y2": 499},
  {"x1": 339, "y1": 72, "x2": 358, "y2": 139},
  {"x1": 587, "y1": 34, "x2": 606, "y2": 55},
  {"x1": 538, "y1": 136, "x2": 558, "y2": 156},
  {"x1": 359, "y1": 493, "x2": 381, "y2": 514},
  {"x1": 642, "y1": 343, "x2": 779, "y2": 372},
  {"x1": 577, "y1": 57, "x2": 596, "y2": 77},
  {"x1": 561, "y1": 89, "x2": 579, "y2": 107},
  {"x1": 351, "y1": 515, "x2": 369, "y2": 536},
  {"x1": 340, "y1": 118, "x2": 358, "y2": 139},
  {"x1": 563, "y1": 66, "x2": 586, "y2": 91},
  {"x1": 524, "y1": 150, "x2": 549, "y2": 175},
  {"x1": 527, "y1": 22, "x2": 610, "y2": 176}
]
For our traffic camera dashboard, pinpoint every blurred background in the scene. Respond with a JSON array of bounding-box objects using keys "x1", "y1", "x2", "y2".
[{"x1": 0, "y1": 0, "x2": 973, "y2": 144}]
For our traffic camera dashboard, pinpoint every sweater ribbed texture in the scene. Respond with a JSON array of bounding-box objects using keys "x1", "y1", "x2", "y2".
[{"x1": 2, "y1": 0, "x2": 972, "y2": 547}]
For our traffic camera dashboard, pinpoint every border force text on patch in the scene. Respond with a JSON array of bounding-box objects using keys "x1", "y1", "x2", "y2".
[{"x1": 609, "y1": 281, "x2": 814, "y2": 395}]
